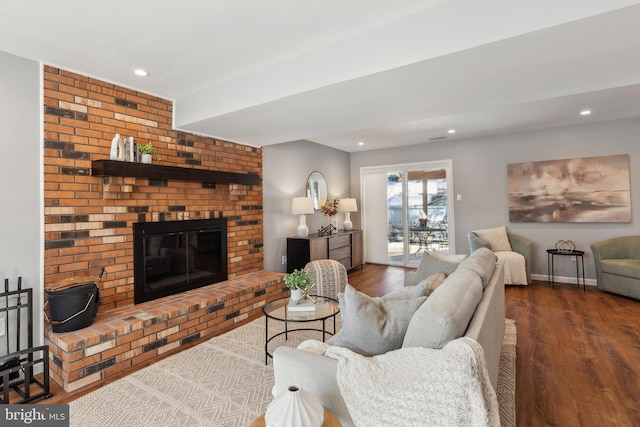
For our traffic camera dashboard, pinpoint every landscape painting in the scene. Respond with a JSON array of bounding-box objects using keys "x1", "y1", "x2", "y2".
[{"x1": 508, "y1": 154, "x2": 631, "y2": 223}]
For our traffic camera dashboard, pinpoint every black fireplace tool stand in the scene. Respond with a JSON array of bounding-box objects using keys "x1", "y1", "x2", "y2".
[{"x1": 0, "y1": 277, "x2": 53, "y2": 403}]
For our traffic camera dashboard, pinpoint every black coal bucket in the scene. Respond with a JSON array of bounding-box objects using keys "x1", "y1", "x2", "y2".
[
  {"x1": 46, "y1": 283, "x2": 101, "y2": 333},
  {"x1": 45, "y1": 267, "x2": 104, "y2": 333}
]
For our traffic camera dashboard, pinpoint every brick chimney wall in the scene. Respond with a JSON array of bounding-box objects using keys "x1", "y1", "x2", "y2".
[{"x1": 43, "y1": 66, "x2": 264, "y2": 311}]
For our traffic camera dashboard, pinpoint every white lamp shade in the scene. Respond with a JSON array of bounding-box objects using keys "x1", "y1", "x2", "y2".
[
  {"x1": 291, "y1": 197, "x2": 314, "y2": 215},
  {"x1": 338, "y1": 198, "x2": 357, "y2": 213}
]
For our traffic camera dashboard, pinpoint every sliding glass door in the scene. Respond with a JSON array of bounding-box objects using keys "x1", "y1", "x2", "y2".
[{"x1": 362, "y1": 160, "x2": 453, "y2": 267}]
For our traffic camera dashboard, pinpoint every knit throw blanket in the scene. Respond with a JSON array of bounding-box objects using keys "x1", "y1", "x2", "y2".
[{"x1": 318, "y1": 338, "x2": 500, "y2": 427}]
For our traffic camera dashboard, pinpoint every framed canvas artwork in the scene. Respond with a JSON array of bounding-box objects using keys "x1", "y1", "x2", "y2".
[{"x1": 508, "y1": 154, "x2": 631, "y2": 223}]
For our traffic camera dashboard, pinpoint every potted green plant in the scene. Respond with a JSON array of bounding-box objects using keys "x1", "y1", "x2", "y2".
[
  {"x1": 283, "y1": 269, "x2": 313, "y2": 303},
  {"x1": 138, "y1": 142, "x2": 155, "y2": 164}
]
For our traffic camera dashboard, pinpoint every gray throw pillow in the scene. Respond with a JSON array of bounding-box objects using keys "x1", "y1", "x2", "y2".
[
  {"x1": 417, "y1": 272, "x2": 447, "y2": 296},
  {"x1": 377, "y1": 279, "x2": 430, "y2": 301},
  {"x1": 334, "y1": 285, "x2": 427, "y2": 356},
  {"x1": 409, "y1": 251, "x2": 463, "y2": 287}
]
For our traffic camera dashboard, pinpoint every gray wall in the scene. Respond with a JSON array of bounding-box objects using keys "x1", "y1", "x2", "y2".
[
  {"x1": 0, "y1": 51, "x2": 43, "y2": 343},
  {"x1": 263, "y1": 140, "x2": 351, "y2": 272},
  {"x1": 350, "y1": 118, "x2": 640, "y2": 283}
]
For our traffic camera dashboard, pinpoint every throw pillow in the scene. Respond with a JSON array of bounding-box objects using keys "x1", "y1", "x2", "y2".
[
  {"x1": 474, "y1": 226, "x2": 512, "y2": 252},
  {"x1": 416, "y1": 271, "x2": 447, "y2": 297},
  {"x1": 334, "y1": 285, "x2": 427, "y2": 356},
  {"x1": 379, "y1": 279, "x2": 430, "y2": 301},
  {"x1": 425, "y1": 250, "x2": 467, "y2": 263},
  {"x1": 409, "y1": 251, "x2": 462, "y2": 287}
]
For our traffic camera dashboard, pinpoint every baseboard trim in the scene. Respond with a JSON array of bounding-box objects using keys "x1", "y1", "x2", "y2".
[{"x1": 531, "y1": 273, "x2": 596, "y2": 286}]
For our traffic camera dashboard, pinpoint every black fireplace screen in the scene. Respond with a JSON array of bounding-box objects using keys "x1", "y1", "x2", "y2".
[{"x1": 133, "y1": 219, "x2": 227, "y2": 304}]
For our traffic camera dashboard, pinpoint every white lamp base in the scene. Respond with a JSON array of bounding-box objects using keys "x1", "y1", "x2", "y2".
[
  {"x1": 296, "y1": 215, "x2": 309, "y2": 238},
  {"x1": 343, "y1": 212, "x2": 353, "y2": 231}
]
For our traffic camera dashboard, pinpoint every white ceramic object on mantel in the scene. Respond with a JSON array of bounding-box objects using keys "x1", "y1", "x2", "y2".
[
  {"x1": 110, "y1": 134, "x2": 124, "y2": 160},
  {"x1": 141, "y1": 153, "x2": 152, "y2": 164},
  {"x1": 265, "y1": 385, "x2": 324, "y2": 427}
]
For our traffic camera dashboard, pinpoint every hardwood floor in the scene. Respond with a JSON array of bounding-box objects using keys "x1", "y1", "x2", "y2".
[{"x1": 37, "y1": 264, "x2": 640, "y2": 427}]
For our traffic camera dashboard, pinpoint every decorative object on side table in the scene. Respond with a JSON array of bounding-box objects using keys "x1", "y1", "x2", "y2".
[
  {"x1": 555, "y1": 240, "x2": 575, "y2": 253},
  {"x1": 291, "y1": 197, "x2": 314, "y2": 238},
  {"x1": 338, "y1": 198, "x2": 357, "y2": 231},
  {"x1": 319, "y1": 198, "x2": 339, "y2": 234},
  {"x1": 265, "y1": 385, "x2": 324, "y2": 427},
  {"x1": 317, "y1": 224, "x2": 336, "y2": 237},
  {"x1": 284, "y1": 269, "x2": 316, "y2": 311},
  {"x1": 138, "y1": 142, "x2": 156, "y2": 164}
]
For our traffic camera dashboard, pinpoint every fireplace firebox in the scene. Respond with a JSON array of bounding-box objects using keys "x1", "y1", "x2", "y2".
[{"x1": 133, "y1": 219, "x2": 227, "y2": 304}]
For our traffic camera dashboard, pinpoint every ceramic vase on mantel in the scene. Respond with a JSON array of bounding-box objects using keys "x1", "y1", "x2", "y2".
[
  {"x1": 265, "y1": 385, "x2": 324, "y2": 427},
  {"x1": 141, "y1": 153, "x2": 152, "y2": 164}
]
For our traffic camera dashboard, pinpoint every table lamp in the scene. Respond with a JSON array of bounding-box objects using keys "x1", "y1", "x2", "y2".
[
  {"x1": 338, "y1": 198, "x2": 358, "y2": 231},
  {"x1": 291, "y1": 197, "x2": 314, "y2": 238}
]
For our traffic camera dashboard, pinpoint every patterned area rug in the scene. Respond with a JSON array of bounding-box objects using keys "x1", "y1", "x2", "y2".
[{"x1": 69, "y1": 318, "x2": 516, "y2": 426}]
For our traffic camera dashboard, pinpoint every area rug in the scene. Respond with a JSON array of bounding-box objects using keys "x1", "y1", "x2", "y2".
[{"x1": 69, "y1": 318, "x2": 516, "y2": 426}]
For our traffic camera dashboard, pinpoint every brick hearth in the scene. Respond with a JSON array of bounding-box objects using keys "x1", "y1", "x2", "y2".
[{"x1": 46, "y1": 271, "x2": 287, "y2": 392}]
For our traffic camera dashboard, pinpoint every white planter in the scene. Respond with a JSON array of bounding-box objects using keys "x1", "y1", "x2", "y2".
[
  {"x1": 265, "y1": 385, "x2": 324, "y2": 427},
  {"x1": 290, "y1": 289, "x2": 303, "y2": 304},
  {"x1": 141, "y1": 153, "x2": 152, "y2": 164}
]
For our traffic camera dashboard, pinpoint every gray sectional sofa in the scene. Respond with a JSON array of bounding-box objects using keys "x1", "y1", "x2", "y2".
[{"x1": 272, "y1": 248, "x2": 506, "y2": 427}]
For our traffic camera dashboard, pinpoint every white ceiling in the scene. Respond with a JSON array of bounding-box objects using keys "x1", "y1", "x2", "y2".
[{"x1": 2, "y1": 0, "x2": 640, "y2": 152}]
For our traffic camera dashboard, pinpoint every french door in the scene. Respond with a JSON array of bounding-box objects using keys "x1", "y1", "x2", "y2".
[{"x1": 361, "y1": 160, "x2": 454, "y2": 267}]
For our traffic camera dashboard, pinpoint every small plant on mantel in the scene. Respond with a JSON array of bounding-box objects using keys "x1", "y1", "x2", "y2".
[
  {"x1": 138, "y1": 142, "x2": 155, "y2": 156},
  {"x1": 138, "y1": 142, "x2": 160, "y2": 163}
]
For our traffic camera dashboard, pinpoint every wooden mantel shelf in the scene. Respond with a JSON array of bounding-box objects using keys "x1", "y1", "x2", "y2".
[{"x1": 91, "y1": 160, "x2": 261, "y2": 186}]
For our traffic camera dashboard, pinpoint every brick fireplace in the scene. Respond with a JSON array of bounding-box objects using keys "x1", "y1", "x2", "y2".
[{"x1": 42, "y1": 66, "x2": 286, "y2": 391}]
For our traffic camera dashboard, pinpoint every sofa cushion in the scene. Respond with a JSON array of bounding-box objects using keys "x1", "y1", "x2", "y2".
[
  {"x1": 458, "y1": 247, "x2": 497, "y2": 289},
  {"x1": 334, "y1": 285, "x2": 426, "y2": 356},
  {"x1": 402, "y1": 267, "x2": 483, "y2": 349},
  {"x1": 474, "y1": 226, "x2": 512, "y2": 252},
  {"x1": 601, "y1": 259, "x2": 640, "y2": 279}
]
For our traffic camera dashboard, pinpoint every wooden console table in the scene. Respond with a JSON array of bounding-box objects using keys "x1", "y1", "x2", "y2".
[{"x1": 286, "y1": 230, "x2": 363, "y2": 273}]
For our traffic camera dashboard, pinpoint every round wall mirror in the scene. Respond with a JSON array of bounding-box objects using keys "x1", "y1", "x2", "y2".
[{"x1": 306, "y1": 171, "x2": 328, "y2": 210}]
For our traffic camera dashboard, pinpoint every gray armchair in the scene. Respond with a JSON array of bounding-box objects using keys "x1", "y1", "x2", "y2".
[
  {"x1": 591, "y1": 236, "x2": 640, "y2": 300},
  {"x1": 469, "y1": 231, "x2": 534, "y2": 284}
]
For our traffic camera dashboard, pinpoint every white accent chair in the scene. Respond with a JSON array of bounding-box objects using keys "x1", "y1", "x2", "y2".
[{"x1": 304, "y1": 259, "x2": 348, "y2": 300}]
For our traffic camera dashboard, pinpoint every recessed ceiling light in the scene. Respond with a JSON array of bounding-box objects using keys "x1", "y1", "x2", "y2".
[
  {"x1": 133, "y1": 68, "x2": 149, "y2": 77},
  {"x1": 448, "y1": 129, "x2": 456, "y2": 134},
  {"x1": 580, "y1": 109, "x2": 591, "y2": 116},
  {"x1": 357, "y1": 142, "x2": 365, "y2": 146}
]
